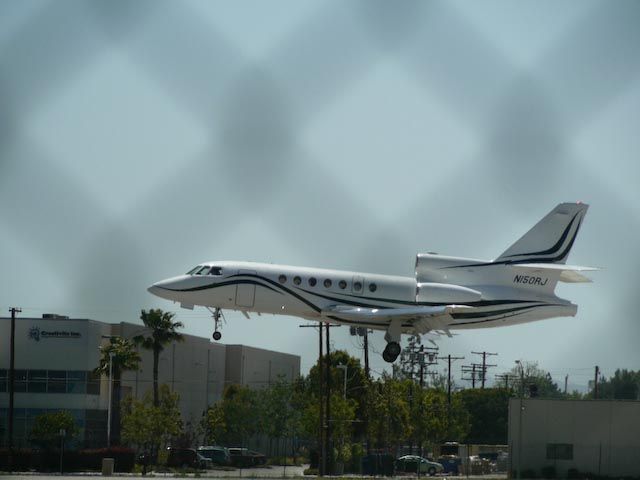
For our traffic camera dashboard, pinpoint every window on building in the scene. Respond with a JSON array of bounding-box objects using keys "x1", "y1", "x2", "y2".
[
  {"x1": 28, "y1": 370, "x2": 47, "y2": 393},
  {"x1": 47, "y1": 370, "x2": 67, "y2": 393},
  {"x1": 369, "y1": 283, "x2": 378, "y2": 292},
  {"x1": 324, "y1": 279, "x2": 332, "y2": 288},
  {"x1": 67, "y1": 371, "x2": 87, "y2": 394},
  {"x1": 293, "y1": 276, "x2": 301, "y2": 285},
  {"x1": 309, "y1": 277, "x2": 317, "y2": 287},
  {"x1": 87, "y1": 371, "x2": 101, "y2": 396},
  {"x1": 546, "y1": 444, "x2": 573, "y2": 460},
  {"x1": 339, "y1": 280, "x2": 347, "y2": 289},
  {"x1": 14, "y1": 370, "x2": 28, "y2": 393}
]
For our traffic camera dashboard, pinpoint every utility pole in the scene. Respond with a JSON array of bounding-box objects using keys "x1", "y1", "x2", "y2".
[
  {"x1": 8, "y1": 307, "x2": 21, "y2": 471},
  {"x1": 594, "y1": 366, "x2": 599, "y2": 399},
  {"x1": 564, "y1": 375, "x2": 568, "y2": 395},
  {"x1": 325, "y1": 322, "x2": 331, "y2": 475},
  {"x1": 363, "y1": 329, "x2": 370, "y2": 379},
  {"x1": 495, "y1": 373, "x2": 516, "y2": 389},
  {"x1": 445, "y1": 355, "x2": 465, "y2": 405},
  {"x1": 299, "y1": 323, "x2": 326, "y2": 475},
  {"x1": 472, "y1": 351, "x2": 498, "y2": 388}
]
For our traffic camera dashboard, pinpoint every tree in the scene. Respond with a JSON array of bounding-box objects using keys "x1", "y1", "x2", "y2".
[
  {"x1": 457, "y1": 388, "x2": 510, "y2": 444},
  {"x1": 411, "y1": 388, "x2": 469, "y2": 448},
  {"x1": 29, "y1": 411, "x2": 78, "y2": 450},
  {"x1": 203, "y1": 384, "x2": 259, "y2": 446},
  {"x1": 95, "y1": 336, "x2": 141, "y2": 445},
  {"x1": 134, "y1": 309, "x2": 184, "y2": 406},
  {"x1": 367, "y1": 375, "x2": 412, "y2": 452},
  {"x1": 596, "y1": 369, "x2": 640, "y2": 400},
  {"x1": 508, "y1": 361, "x2": 563, "y2": 398},
  {"x1": 121, "y1": 384, "x2": 183, "y2": 453}
]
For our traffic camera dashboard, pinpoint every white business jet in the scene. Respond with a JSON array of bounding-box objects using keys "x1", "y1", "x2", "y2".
[{"x1": 148, "y1": 202, "x2": 596, "y2": 363}]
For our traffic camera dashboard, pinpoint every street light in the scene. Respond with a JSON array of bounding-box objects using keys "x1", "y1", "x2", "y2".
[
  {"x1": 515, "y1": 360, "x2": 524, "y2": 480},
  {"x1": 336, "y1": 364, "x2": 348, "y2": 399}
]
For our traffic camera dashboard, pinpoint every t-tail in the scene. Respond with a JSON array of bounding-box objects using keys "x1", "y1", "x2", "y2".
[{"x1": 415, "y1": 202, "x2": 597, "y2": 298}]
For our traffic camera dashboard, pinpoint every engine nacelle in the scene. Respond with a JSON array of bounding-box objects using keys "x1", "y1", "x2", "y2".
[{"x1": 416, "y1": 282, "x2": 482, "y2": 303}]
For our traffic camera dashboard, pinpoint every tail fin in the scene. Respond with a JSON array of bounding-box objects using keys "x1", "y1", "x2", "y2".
[{"x1": 495, "y1": 202, "x2": 589, "y2": 265}]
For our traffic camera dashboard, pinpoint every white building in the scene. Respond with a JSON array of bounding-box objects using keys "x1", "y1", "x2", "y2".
[
  {"x1": 508, "y1": 397, "x2": 640, "y2": 478},
  {"x1": 0, "y1": 314, "x2": 300, "y2": 448}
]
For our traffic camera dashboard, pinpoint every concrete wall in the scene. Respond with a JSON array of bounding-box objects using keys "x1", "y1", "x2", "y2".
[
  {"x1": 225, "y1": 344, "x2": 300, "y2": 388},
  {"x1": 509, "y1": 398, "x2": 640, "y2": 477},
  {"x1": 116, "y1": 322, "x2": 227, "y2": 424}
]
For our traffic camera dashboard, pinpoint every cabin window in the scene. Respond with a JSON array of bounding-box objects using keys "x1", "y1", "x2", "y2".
[
  {"x1": 293, "y1": 276, "x2": 301, "y2": 285},
  {"x1": 309, "y1": 277, "x2": 317, "y2": 287},
  {"x1": 196, "y1": 266, "x2": 211, "y2": 275},
  {"x1": 210, "y1": 267, "x2": 223, "y2": 276},
  {"x1": 354, "y1": 281, "x2": 363, "y2": 292},
  {"x1": 279, "y1": 275, "x2": 287, "y2": 284},
  {"x1": 369, "y1": 283, "x2": 377, "y2": 292},
  {"x1": 324, "y1": 279, "x2": 332, "y2": 288},
  {"x1": 339, "y1": 280, "x2": 347, "y2": 289}
]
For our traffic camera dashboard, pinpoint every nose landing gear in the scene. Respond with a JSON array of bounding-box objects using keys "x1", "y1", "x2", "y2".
[{"x1": 207, "y1": 307, "x2": 225, "y2": 341}]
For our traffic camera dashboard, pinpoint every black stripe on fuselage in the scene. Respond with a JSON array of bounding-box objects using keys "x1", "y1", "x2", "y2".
[
  {"x1": 440, "y1": 212, "x2": 582, "y2": 270},
  {"x1": 157, "y1": 273, "x2": 558, "y2": 326},
  {"x1": 503, "y1": 210, "x2": 581, "y2": 259}
]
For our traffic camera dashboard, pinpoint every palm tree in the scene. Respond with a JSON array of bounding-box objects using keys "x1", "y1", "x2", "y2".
[
  {"x1": 95, "y1": 337, "x2": 141, "y2": 446},
  {"x1": 134, "y1": 309, "x2": 184, "y2": 406}
]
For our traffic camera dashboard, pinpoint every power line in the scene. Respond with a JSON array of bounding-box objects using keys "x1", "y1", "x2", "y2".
[{"x1": 471, "y1": 351, "x2": 498, "y2": 388}]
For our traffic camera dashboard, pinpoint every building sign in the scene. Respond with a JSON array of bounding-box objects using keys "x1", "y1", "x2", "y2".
[{"x1": 28, "y1": 326, "x2": 81, "y2": 342}]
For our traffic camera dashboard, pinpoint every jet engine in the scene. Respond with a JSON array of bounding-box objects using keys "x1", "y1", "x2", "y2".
[{"x1": 416, "y1": 282, "x2": 482, "y2": 303}]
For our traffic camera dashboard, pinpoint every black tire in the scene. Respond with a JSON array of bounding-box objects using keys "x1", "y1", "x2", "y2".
[
  {"x1": 382, "y1": 349, "x2": 395, "y2": 363},
  {"x1": 213, "y1": 331, "x2": 222, "y2": 341},
  {"x1": 386, "y1": 341, "x2": 401, "y2": 357},
  {"x1": 428, "y1": 467, "x2": 436, "y2": 476}
]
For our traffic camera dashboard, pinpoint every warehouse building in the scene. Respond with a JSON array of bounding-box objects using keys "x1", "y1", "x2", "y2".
[
  {"x1": 508, "y1": 397, "x2": 640, "y2": 478},
  {"x1": 0, "y1": 314, "x2": 300, "y2": 448}
]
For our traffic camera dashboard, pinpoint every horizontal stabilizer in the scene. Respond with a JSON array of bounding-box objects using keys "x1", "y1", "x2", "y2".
[{"x1": 512, "y1": 263, "x2": 600, "y2": 283}]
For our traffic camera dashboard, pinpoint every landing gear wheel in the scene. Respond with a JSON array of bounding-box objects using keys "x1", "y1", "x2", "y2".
[
  {"x1": 382, "y1": 341, "x2": 401, "y2": 363},
  {"x1": 208, "y1": 307, "x2": 225, "y2": 342},
  {"x1": 382, "y1": 349, "x2": 395, "y2": 363}
]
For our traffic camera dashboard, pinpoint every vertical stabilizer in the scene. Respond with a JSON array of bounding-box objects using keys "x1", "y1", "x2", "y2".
[{"x1": 495, "y1": 202, "x2": 588, "y2": 265}]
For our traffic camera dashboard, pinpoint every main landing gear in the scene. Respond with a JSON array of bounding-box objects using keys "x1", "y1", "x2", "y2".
[
  {"x1": 382, "y1": 319, "x2": 402, "y2": 363},
  {"x1": 382, "y1": 342, "x2": 401, "y2": 363},
  {"x1": 208, "y1": 307, "x2": 224, "y2": 341}
]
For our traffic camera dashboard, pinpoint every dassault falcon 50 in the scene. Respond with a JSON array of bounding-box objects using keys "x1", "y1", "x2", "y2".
[{"x1": 148, "y1": 202, "x2": 596, "y2": 363}]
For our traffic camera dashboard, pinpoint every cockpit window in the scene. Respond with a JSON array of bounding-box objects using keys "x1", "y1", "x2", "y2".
[
  {"x1": 187, "y1": 266, "x2": 201, "y2": 275},
  {"x1": 195, "y1": 266, "x2": 211, "y2": 275},
  {"x1": 210, "y1": 267, "x2": 223, "y2": 276}
]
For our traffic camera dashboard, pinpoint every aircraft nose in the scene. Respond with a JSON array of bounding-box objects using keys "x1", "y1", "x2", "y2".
[{"x1": 147, "y1": 284, "x2": 160, "y2": 296}]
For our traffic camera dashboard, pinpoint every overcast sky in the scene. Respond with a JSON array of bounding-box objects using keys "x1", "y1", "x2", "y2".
[{"x1": 1, "y1": 0, "x2": 638, "y2": 391}]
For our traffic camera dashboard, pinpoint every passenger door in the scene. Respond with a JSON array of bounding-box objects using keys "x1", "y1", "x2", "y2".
[{"x1": 235, "y1": 270, "x2": 256, "y2": 308}]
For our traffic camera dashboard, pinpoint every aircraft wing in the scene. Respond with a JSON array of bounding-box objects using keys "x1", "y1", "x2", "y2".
[{"x1": 321, "y1": 304, "x2": 469, "y2": 335}]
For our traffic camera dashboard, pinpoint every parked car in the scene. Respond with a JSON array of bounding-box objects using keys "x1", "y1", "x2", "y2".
[
  {"x1": 396, "y1": 455, "x2": 444, "y2": 476},
  {"x1": 197, "y1": 446, "x2": 231, "y2": 466},
  {"x1": 228, "y1": 447, "x2": 267, "y2": 467},
  {"x1": 166, "y1": 447, "x2": 212, "y2": 469}
]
